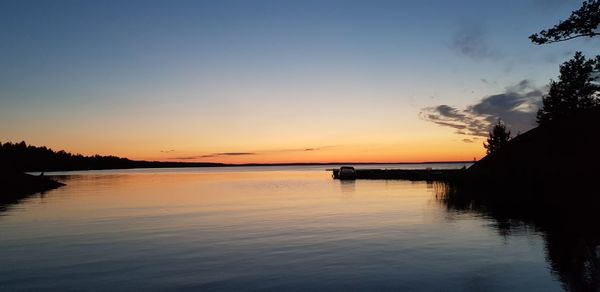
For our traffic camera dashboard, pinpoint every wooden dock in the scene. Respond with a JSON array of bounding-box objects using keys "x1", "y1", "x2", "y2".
[{"x1": 330, "y1": 168, "x2": 464, "y2": 181}]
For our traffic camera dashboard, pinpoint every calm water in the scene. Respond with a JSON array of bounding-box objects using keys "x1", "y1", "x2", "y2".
[{"x1": 0, "y1": 164, "x2": 565, "y2": 291}]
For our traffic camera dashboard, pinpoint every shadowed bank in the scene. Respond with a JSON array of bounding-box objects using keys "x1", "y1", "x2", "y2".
[{"x1": 0, "y1": 169, "x2": 64, "y2": 212}]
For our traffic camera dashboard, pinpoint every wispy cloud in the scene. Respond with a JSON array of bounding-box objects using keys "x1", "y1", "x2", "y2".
[
  {"x1": 450, "y1": 21, "x2": 501, "y2": 61},
  {"x1": 204, "y1": 152, "x2": 255, "y2": 157},
  {"x1": 421, "y1": 79, "x2": 545, "y2": 139},
  {"x1": 259, "y1": 146, "x2": 336, "y2": 153},
  {"x1": 172, "y1": 146, "x2": 337, "y2": 160},
  {"x1": 174, "y1": 156, "x2": 204, "y2": 160},
  {"x1": 421, "y1": 104, "x2": 490, "y2": 137},
  {"x1": 301, "y1": 146, "x2": 335, "y2": 152},
  {"x1": 175, "y1": 152, "x2": 256, "y2": 160},
  {"x1": 160, "y1": 149, "x2": 176, "y2": 153}
]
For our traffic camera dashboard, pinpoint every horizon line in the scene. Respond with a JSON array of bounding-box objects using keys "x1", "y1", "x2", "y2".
[{"x1": 145, "y1": 160, "x2": 475, "y2": 167}]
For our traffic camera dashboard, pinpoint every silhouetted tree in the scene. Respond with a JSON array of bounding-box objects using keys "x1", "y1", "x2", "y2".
[
  {"x1": 484, "y1": 120, "x2": 511, "y2": 155},
  {"x1": 529, "y1": 0, "x2": 600, "y2": 44},
  {"x1": 537, "y1": 52, "x2": 600, "y2": 125},
  {"x1": 530, "y1": 1, "x2": 600, "y2": 125}
]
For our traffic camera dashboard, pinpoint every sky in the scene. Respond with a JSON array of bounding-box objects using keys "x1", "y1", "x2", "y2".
[{"x1": 1, "y1": 0, "x2": 598, "y2": 163}]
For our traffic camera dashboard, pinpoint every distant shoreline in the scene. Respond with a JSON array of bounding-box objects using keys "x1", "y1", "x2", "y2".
[
  {"x1": 32, "y1": 160, "x2": 473, "y2": 173},
  {"x1": 2, "y1": 141, "x2": 473, "y2": 173},
  {"x1": 208, "y1": 161, "x2": 473, "y2": 167}
]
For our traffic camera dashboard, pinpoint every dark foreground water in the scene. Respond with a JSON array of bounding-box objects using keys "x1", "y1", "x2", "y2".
[{"x1": 0, "y1": 165, "x2": 575, "y2": 291}]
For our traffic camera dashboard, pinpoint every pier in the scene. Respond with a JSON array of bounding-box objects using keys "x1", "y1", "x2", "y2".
[{"x1": 330, "y1": 167, "x2": 464, "y2": 181}]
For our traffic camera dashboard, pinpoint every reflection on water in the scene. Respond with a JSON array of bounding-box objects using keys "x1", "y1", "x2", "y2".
[
  {"x1": 339, "y1": 180, "x2": 356, "y2": 194},
  {"x1": 0, "y1": 185, "x2": 56, "y2": 215},
  {"x1": 0, "y1": 167, "x2": 568, "y2": 291},
  {"x1": 436, "y1": 182, "x2": 600, "y2": 292}
]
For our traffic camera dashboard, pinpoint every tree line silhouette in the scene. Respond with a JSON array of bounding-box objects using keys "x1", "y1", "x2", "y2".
[{"x1": 0, "y1": 141, "x2": 223, "y2": 172}]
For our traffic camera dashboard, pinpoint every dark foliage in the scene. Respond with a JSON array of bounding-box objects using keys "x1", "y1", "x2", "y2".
[
  {"x1": 0, "y1": 141, "x2": 223, "y2": 172},
  {"x1": 530, "y1": 0, "x2": 600, "y2": 44},
  {"x1": 537, "y1": 52, "x2": 600, "y2": 125},
  {"x1": 483, "y1": 120, "x2": 511, "y2": 154}
]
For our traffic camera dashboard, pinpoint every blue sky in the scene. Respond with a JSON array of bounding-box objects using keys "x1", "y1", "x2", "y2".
[{"x1": 0, "y1": 0, "x2": 597, "y2": 162}]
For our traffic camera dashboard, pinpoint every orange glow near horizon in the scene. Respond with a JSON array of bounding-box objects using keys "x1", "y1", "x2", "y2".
[
  {"x1": 146, "y1": 141, "x2": 485, "y2": 164},
  {"x1": 2, "y1": 92, "x2": 488, "y2": 164},
  {"x1": 9, "y1": 131, "x2": 485, "y2": 164}
]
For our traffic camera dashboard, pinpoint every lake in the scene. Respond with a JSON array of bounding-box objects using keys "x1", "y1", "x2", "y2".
[{"x1": 0, "y1": 164, "x2": 570, "y2": 291}]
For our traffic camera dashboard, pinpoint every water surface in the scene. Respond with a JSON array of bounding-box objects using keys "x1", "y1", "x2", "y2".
[{"x1": 0, "y1": 165, "x2": 565, "y2": 291}]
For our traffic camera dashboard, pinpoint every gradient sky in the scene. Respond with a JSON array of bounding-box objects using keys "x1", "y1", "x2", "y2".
[{"x1": 1, "y1": 0, "x2": 598, "y2": 163}]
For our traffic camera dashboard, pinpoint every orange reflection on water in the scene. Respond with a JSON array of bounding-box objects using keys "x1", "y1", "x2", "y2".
[
  {"x1": 0, "y1": 168, "x2": 559, "y2": 291},
  {"x1": 6, "y1": 170, "x2": 446, "y2": 237}
]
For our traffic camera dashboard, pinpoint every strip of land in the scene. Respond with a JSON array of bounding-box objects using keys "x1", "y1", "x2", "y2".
[{"x1": 331, "y1": 168, "x2": 464, "y2": 180}]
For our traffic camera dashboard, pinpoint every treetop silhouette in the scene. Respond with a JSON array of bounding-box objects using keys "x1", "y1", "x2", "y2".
[
  {"x1": 483, "y1": 120, "x2": 511, "y2": 155},
  {"x1": 528, "y1": 1, "x2": 600, "y2": 125},
  {"x1": 537, "y1": 52, "x2": 600, "y2": 124},
  {"x1": 530, "y1": 0, "x2": 600, "y2": 44}
]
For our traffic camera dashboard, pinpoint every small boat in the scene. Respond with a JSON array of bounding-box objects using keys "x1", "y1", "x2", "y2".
[{"x1": 337, "y1": 166, "x2": 356, "y2": 180}]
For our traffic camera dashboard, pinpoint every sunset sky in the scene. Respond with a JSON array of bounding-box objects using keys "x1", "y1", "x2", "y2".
[{"x1": 1, "y1": 0, "x2": 598, "y2": 163}]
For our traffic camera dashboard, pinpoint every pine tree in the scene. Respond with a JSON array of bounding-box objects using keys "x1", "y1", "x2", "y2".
[
  {"x1": 537, "y1": 52, "x2": 600, "y2": 125},
  {"x1": 484, "y1": 120, "x2": 511, "y2": 155}
]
